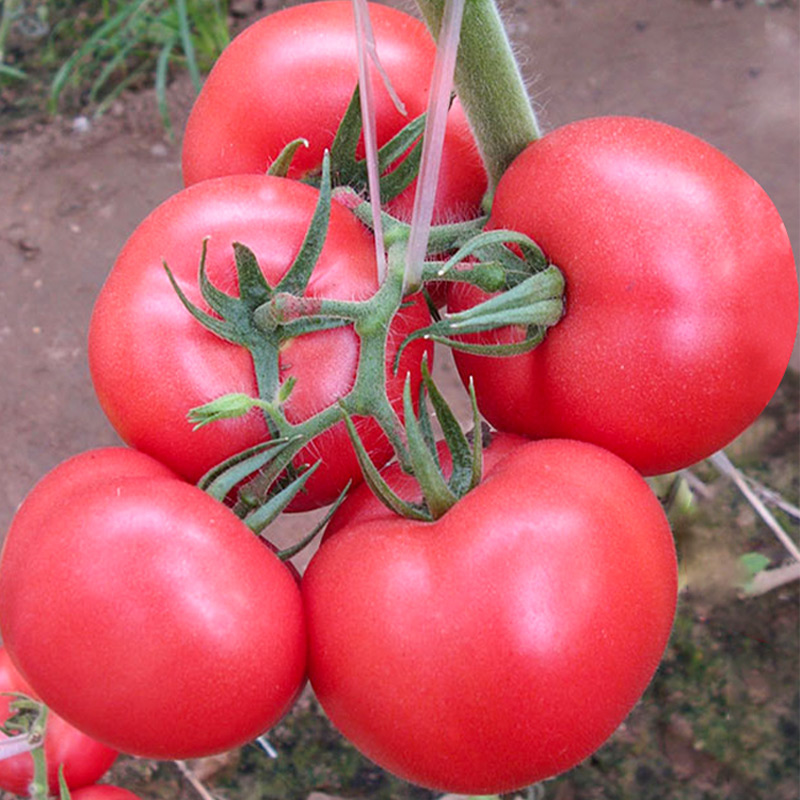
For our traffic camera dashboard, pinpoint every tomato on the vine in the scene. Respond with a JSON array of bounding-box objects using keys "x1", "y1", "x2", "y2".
[
  {"x1": 304, "y1": 435, "x2": 678, "y2": 794},
  {"x1": 0, "y1": 648, "x2": 118, "y2": 798},
  {"x1": 181, "y1": 0, "x2": 486, "y2": 223},
  {"x1": 88, "y1": 174, "x2": 432, "y2": 509},
  {"x1": 448, "y1": 116, "x2": 798, "y2": 475},
  {"x1": 0, "y1": 448, "x2": 307, "y2": 759}
]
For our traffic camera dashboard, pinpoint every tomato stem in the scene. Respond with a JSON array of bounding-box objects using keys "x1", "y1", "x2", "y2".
[
  {"x1": 414, "y1": 0, "x2": 540, "y2": 190},
  {"x1": 27, "y1": 704, "x2": 49, "y2": 800}
]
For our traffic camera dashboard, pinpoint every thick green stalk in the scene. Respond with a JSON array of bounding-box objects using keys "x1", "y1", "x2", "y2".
[{"x1": 415, "y1": 0, "x2": 540, "y2": 190}]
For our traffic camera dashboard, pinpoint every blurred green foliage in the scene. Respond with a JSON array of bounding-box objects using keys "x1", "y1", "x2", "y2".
[{"x1": 0, "y1": 0, "x2": 229, "y2": 130}]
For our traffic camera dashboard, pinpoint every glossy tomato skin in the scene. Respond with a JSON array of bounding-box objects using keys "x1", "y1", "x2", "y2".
[
  {"x1": 0, "y1": 448, "x2": 307, "y2": 759},
  {"x1": 70, "y1": 788, "x2": 141, "y2": 800},
  {"x1": 304, "y1": 438, "x2": 678, "y2": 794},
  {"x1": 449, "y1": 116, "x2": 798, "y2": 475},
  {"x1": 0, "y1": 648, "x2": 118, "y2": 797},
  {"x1": 181, "y1": 1, "x2": 486, "y2": 223},
  {"x1": 88, "y1": 174, "x2": 433, "y2": 509}
]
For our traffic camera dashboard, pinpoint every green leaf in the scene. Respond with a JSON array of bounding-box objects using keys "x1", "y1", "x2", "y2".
[
  {"x1": 175, "y1": 0, "x2": 202, "y2": 92},
  {"x1": 50, "y1": 0, "x2": 148, "y2": 109},
  {"x1": 155, "y1": 36, "x2": 178, "y2": 136},
  {"x1": 740, "y1": 552, "x2": 771, "y2": 580},
  {"x1": 0, "y1": 63, "x2": 27, "y2": 81}
]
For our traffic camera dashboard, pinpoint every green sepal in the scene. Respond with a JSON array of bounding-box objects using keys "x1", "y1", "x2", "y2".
[
  {"x1": 58, "y1": 765, "x2": 72, "y2": 800},
  {"x1": 231, "y1": 242, "x2": 274, "y2": 308},
  {"x1": 403, "y1": 374, "x2": 459, "y2": 519},
  {"x1": 376, "y1": 137, "x2": 423, "y2": 203},
  {"x1": 326, "y1": 84, "x2": 427, "y2": 202},
  {"x1": 243, "y1": 461, "x2": 321, "y2": 534},
  {"x1": 277, "y1": 480, "x2": 353, "y2": 561},
  {"x1": 420, "y1": 362, "x2": 480, "y2": 499},
  {"x1": 397, "y1": 266, "x2": 564, "y2": 365},
  {"x1": 415, "y1": 360, "x2": 441, "y2": 468},
  {"x1": 233, "y1": 441, "x2": 308, "y2": 516},
  {"x1": 341, "y1": 407, "x2": 432, "y2": 521},
  {"x1": 467, "y1": 381, "x2": 484, "y2": 493},
  {"x1": 417, "y1": 328, "x2": 548, "y2": 357},
  {"x1": 280, "y1": 316, "x2": 351, "y2": 339},
  {"x1": 164, "y1": 254, "x2": 238, "y2": 344},
  {"x1": 1, "y1": 693, "x2": 42, "y2": 737},
  {"x1": 420, "y1": 260, "x2": 507, "y2": 293},
  {"x1": 163, "y1": 240, "x2": 276, "y2": 352},
  {"x1": 276, "y1": 151, "x2": 333, "y2": 297},
  {"x1": 196, "y1": 436, "x2": 306, "y2": 503},
  {"x1": 188, "y1": 392, "x2": 273, "y2": 430},
  {"x1": 435, "y1": 228, "x2": 548, "y2": 285},
  {"x1": 268, "y1": 138, "x2": 310, "y2": 177},
  {"x1": 329, "y1": 86, "x2": 364, "y2": 183}
]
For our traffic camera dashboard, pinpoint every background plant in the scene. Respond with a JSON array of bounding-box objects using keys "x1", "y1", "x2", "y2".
[{"x1": 0, "y1": 0, "x2": 229, "y2": 130}]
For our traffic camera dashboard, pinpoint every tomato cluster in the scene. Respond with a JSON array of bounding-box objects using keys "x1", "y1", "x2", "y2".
[{"x1": 0, "y1": 1, "x2": 796, "y2": 798}]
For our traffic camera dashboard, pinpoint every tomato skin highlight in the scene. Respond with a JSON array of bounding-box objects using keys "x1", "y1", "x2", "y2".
[
  {"x1": 449, "y1": 116, "x2": 799, "y2": 475},
  {"x1": 70, "y1": 788, "x2": 142, "y2": 800},
  {"x1": 88, "y1": 174, "x2": 433, "y2": 509},
  {"x1": 181, "y1": 0, "x2": 486, "y2": 223},
  {"x1": 0, "y1": 648, "x2": 118, "y2": 797},
  {"x1": 0, "y1": 448, "x2": 307, "y2": 760},
  {"x1": 304, "y1": 437, "x2": 677, "y2": 794}
]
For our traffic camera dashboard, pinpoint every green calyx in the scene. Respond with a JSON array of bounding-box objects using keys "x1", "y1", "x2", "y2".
[
  {"x1": 169, "y1": 129, "x2": 564, "y2": 534},
  {"x1": 400, "y1": 265, "x2": 564, "y2": 361},
  {"x1": 173, "y1": 189, "x2": 564, "y2": 526},
  {"x1": 342, "y1": 359, "x2": 484, "y2": 522},
  {"x1": 268, "y1": 84, "x2": 428, "y2": 206},
  {"x1": 0, "y1": 694, "x2": 49, "y2": 800}
]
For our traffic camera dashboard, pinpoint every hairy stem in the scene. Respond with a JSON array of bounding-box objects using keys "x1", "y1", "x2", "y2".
[{"x1": 415, "y1": 0, "x2": 540, "y2": 190}]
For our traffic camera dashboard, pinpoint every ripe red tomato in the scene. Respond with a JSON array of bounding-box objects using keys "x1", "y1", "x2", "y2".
[
  {"x1": 181, "y1": 1, "x2": 486, "y2": 223},
  {"x1": 88, "y1": 174, "x2": 432, "y2": 509},
  {"x1": 0, "y1": 648, "x2": 117, "y2": 797},
  {"x1": 448, "y1": 116, "x2": 798, "y2": 475},
  {"x1": 70, "y1": 788, "x2": 141, "y2": 800},
  {"x1": 0, "y1": 448, "x2": 307, "y2": 759},
  {"x1": 304, "y1": 437, "x2": 678, "y2": 794}
]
